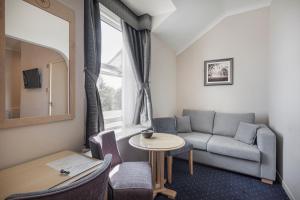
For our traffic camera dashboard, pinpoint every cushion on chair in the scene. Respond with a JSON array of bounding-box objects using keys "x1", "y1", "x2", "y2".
[
  {"x1": 152, "y1": 117, "x2": 176, "y2": 133},
  {"x1": 183, "y1": 109, "x2": 215, "y2": 133},
  {"x1": 207, "y1": 135, "x2": 260, "y2": 162},
  {"x1": 167, "y1": 140, "x2": 193, "y2": 156},
  {"x1": 109, "y1": 162, "x2": 152, "y2": 190},
  {"x1": 177, "y1": 132, "x2": 212, "y2": 151},
  {"x1": 213, "y1": 112, "x2": 255, "y2": 137},
  {"x1": 234, "y1": 122, "x2": 260, "y2": 145},
  {"x1": 176, "y1": 116, "x2": 192, "y2": 133}
]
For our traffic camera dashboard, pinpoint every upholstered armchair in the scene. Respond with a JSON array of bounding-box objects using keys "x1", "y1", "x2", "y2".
[
  {"x1": 152, "y1": 117, "x2": 194, "y2": 184},
  {"x1": 89, "y1": 130, "x2": 153, "y2": 200},
  {"x1": 6, "y1": 154, "x2": 112, "y2": 200}
]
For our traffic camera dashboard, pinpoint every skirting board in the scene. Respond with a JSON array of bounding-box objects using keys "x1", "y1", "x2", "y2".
[{"x1": 276, "y1": 171, "x2": 296, "y2": 200}]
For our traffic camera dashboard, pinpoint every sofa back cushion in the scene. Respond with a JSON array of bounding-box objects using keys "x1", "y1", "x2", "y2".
[
  {"x1": 183, "y1": 109, "x2": 215, "y2": 133},
  {"x1": 152, "y1": 117, "x2": 177, "y2": 133},
  {"x1": 234, "y1": 122, "x2": 260, "y2": 145},
  {"x1": 213, "y1": 112, "x2": 255, "y2": 137},
  {"x1": 176, "y1": 116, "x2": 192, "y2": 133}
]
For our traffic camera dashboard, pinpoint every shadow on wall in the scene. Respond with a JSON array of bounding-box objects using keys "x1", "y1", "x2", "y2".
[
  {"x1": 256, "y1": 115, "x2": 269, "y2": 124},
  {"x1": 269, "y1": 126, "x2": 283, "y2": 179}
]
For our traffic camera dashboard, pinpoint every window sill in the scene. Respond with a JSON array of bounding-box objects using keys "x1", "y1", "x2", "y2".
[{"x1": 114, "y1": 125, "x2": 148, "y2": 141}]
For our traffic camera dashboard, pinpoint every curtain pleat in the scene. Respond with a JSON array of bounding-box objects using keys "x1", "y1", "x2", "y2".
[
  {"x1": 84, "y1": 0, "x2": 104, "y2": 147},
  {"x1": 122, "y1": 21, "x2": 153, "y2": 125}
]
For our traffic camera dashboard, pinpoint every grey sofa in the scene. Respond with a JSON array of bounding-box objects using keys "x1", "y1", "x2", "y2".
[{"x1": 174, "y1": 110, "x2": 276, "y2": 183}]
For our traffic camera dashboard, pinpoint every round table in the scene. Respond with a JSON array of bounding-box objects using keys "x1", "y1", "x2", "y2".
[{"x1": 129, "y1": 133, "x2": 185, "y2": 199}]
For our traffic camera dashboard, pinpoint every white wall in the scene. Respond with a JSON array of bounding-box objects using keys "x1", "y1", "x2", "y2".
[
  {"x1": 5, "y1": 49, "x2": 21, "y2": 117},
  {"x1": 0, "y1": 0, "x2": 85, "y2": 170},
  {"x1": 5, "y1": 0, "x2": 69, "y2": 61},
  {"x1": 176, "y1": 8, "x2": 269, "y2": 123},
  {"x1": 269, "y1": 0, "x2": 300, "y2": 199},
  {"x1": 20, "y1": 42, "x2": 64, "y2": 118},
  {"x1": 151, "y1": 33, "x2": 177, "y2": 117}
]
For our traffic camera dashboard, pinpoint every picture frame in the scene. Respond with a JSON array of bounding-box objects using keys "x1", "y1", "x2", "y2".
[{"x1": 204, "y1": 58, "x2": 234, "y2": 86}]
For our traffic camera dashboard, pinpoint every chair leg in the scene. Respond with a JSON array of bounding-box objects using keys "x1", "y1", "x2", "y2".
[
  {"x1": 167, "y1": 156, "x2": 173, "y2": 184},
  {"x1": 189, "y1": 150, "x2": 193, "y2": 175},
  {"x1": 261, "y1": 178, "x2": 273, "y2": 185},
  {"x1": 104, "y1": 190, "x2": 108, "y2": 200}
]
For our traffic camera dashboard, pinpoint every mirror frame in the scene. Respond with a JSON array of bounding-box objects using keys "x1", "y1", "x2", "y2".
[{"x1": 0, "y1": 0, "x2": 75, "y2": 128}]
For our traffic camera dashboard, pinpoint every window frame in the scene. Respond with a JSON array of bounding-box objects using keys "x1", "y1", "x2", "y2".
[
  {"x1": 99, "y1": 4, "x2": 123, "y2": 130},
  {"x1": 100, "y1": 4, "x2": 121, "y2": 32}
]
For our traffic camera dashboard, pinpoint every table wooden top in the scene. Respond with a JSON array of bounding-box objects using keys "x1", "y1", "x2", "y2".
[
  {"x1": 129, "y1": 133, "x2": 185, "y2": 152},
  {"x1": 0, "y1": 151, "x2": 102, "y2": 200}
]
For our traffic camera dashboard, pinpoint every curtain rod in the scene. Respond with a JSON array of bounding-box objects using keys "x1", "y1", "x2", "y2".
[{"x1": 98, "y1": 0, "x2": 152, "y2": 30}]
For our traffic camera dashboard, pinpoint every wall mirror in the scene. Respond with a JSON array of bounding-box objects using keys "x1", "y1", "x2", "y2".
[{"x1": 0, "y1": 0, "x2": 75, "y2": 128}]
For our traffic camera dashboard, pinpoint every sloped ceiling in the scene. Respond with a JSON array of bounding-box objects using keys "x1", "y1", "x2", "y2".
[{"x1": 121, "y1": 0, "x2": 272, "y2": 55}]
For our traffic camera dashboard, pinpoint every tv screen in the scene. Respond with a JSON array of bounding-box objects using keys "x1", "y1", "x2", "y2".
[{"x1": 22, "y1": 68, "x2": 41, "y2": 89}]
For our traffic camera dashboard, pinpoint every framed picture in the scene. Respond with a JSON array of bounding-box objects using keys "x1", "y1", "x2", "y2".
[{"x1": 204, "y1": 58, "x2": 233, "y2": 86}]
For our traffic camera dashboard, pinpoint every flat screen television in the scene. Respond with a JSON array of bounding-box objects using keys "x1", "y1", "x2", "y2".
[{"x1": 22, "y1": 68, "x2": 41, "y2": 89}]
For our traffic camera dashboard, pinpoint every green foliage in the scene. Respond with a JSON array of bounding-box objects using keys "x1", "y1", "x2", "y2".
[
  {"x1": 113, "y1": 88, "x2": 122, "y2": 110},
  {"x1": 98, "y1": 77, "x2": 122, "y2": 111}
]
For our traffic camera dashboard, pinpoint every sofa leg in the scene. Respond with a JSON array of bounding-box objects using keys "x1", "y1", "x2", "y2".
[
  {"x1": 189, "y1": 150, "x2": 193, "y2": 175},
  {"x1": 261, "y1": 178, "x2": 273, "y2": 185},
  {"x1": 167, "y1": 156, "x2": 173, "y2": 184}
]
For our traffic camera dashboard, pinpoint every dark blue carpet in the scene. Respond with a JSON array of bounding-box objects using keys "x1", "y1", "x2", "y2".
[{"x1": 155, "y1": 159, "x2": 289, "y2": 200}]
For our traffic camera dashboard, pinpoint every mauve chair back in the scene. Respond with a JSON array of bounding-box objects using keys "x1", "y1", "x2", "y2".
[
  {"x1": 89, "y1": 130, "x2": 123, "y2": 168},
  {"x1": 5, "y1": 154, "x2": 112, "y2": 200}
]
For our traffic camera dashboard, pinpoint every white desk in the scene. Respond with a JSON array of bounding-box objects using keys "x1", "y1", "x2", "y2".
[{"x1": 0, "y1": 151, "x2": 102, "y2": 199}]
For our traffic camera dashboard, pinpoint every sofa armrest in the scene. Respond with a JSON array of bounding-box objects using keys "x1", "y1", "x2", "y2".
[{"x1": 257, "y1": 125, "x2": 276, "y2": 181}]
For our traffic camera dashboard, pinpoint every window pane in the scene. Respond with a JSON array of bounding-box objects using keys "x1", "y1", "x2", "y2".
[
  {"x1": 98, "y1": 75, "x2": 122, "y2": 112},
  {"x1": 98, "y1": 20, "x2": 123, "y2": 130},
  {"x1": 101, "y1": 22, "x2": 122, "y2": 64}
]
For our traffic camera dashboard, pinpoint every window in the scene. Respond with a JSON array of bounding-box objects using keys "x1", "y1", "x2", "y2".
[{"x1": 98, "y1": 7, "x2": 123, "y2": 130}]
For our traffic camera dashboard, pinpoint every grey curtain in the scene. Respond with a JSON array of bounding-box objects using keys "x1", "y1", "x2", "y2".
[
  {"x1": 84, "y1": 0, "x2": 104, "y2": 147},
  {"x1": 122, "y1": 21, "x2": 153, "y2": 125}
]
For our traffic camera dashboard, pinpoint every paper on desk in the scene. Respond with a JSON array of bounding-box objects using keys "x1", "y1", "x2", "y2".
[{"x1": 47, "y1": 154, "x2": 99, "y2": 176}]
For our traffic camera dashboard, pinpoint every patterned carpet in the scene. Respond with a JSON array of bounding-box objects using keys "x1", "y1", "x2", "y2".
[{"x1": 155, "y1": 159, "x2": 289, "y2": 200}]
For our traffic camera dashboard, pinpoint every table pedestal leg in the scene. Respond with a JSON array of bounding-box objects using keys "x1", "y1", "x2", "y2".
[{"x1": 150, "y1": 151, "x2": 177, "y2": 199}]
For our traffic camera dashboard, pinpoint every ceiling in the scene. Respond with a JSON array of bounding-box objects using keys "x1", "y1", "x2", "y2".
[{"x1": 121, "y1": 0, "x2": 272, "y2": 55}]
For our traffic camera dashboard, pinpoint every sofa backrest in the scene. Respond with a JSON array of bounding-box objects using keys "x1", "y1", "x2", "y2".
[
  {"x1": 182, "y1": 109, "x2": 215, "y2": 133},
  {"x1": 213, "y1": 112, "x2": 255, "y2": 137},
  {"x1": 152, "y1": 117, "x2": 177, "y2": 133}
]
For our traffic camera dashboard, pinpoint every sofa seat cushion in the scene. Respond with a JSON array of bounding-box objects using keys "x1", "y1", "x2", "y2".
[
  {"x1": 207, "y1": 135, "x2": 260, "y2": 162},
  {"x1": 213, "y1": 112, "x2": 255, "y2": 137},
  {"x1": 109, "y1": 162, "x2": 152, "y2": 190},
  {"x1": 178, "y1": 132, "x2": 212, "y2": 150}
]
